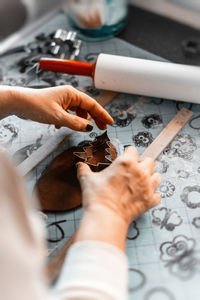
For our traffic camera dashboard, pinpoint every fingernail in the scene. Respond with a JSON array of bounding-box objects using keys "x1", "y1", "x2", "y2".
[{"x1": 86, "y1": 124, "x2": 93, "y2": 131}]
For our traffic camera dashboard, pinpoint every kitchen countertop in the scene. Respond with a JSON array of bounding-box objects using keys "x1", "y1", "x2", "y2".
[
  {"x1": 118, "y1": 5, "x2": 200, "y2": 65},
  {"x1": 0, "y1": 6, "x2": 200, "y2": 300}
]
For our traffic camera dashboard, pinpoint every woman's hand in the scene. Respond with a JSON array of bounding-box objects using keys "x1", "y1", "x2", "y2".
[
  {"x1": 78, "y1": 146, "x2": 161, "y2": 224},
  {"x1": 2, "y1": 86, "x2": 113, "y2": 131},
  {"x1": 75, "y1": 147, "x2": 161, "y2": 250}
]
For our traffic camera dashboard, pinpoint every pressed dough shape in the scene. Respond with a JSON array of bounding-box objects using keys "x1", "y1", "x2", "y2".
[{"x1": 35, "y1": 132, "x2": 117, "y2": 212}]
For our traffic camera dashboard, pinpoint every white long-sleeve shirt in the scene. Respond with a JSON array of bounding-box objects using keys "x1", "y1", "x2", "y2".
[{"x1": 0, "y1": 150, "x2": 128, "y2": 300}]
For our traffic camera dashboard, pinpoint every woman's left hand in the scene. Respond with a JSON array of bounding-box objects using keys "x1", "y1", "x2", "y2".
[{"x1": 9, "y1": 86, "x2": 114, "y2": 131}]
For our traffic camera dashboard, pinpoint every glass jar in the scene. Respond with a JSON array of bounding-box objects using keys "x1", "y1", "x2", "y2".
[{"x1": 65, "y1": 0, "x2": 128, "y2": 40}]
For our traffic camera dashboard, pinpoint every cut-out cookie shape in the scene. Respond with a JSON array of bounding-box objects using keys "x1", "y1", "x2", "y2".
[{"x1": 35, "y1": 132, "x2": 117, "y2": 212}]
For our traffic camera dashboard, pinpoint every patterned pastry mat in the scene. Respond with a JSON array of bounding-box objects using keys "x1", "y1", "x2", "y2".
[{"x1": 0, "y1": 10, "x2": 200, "y2": 300}]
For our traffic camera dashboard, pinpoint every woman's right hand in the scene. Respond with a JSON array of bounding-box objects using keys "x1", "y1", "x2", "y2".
[{"x1": 77, "y1": 146, "x2": 161, "y2": 226}]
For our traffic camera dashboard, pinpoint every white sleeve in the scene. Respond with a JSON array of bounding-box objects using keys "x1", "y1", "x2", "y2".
[
  {"x1": 53, "y1": 241, "x2": 128, "y2": 300},
  {"x1": 0, "y1": 151, "x2": 55, "y2": 300},
  {"x1": 0, "y1": 151, "x2": 128, "y2": 300}
]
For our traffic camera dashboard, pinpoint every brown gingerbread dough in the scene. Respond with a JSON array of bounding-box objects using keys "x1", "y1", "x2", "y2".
[{"x1": 35, "y1": 132, "x2": 117, "y2": 212}]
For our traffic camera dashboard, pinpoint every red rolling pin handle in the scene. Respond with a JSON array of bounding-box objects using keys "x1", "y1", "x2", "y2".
[{"x1": 39, "y1": 57, "x2": 95, "y2": 78}]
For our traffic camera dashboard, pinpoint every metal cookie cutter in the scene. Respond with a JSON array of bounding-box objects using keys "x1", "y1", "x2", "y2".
[
  {"x1": 49, "y1": 29, "x2": 82, "y2": 60},
  {"x1": 74, "y1": 132, "x2": 116, "y2": 171}
]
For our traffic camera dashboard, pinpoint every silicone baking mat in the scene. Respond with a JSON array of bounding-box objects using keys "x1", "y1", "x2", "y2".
[{"x1": 1, "y1": 10, "x2": 200, "y2": 300}]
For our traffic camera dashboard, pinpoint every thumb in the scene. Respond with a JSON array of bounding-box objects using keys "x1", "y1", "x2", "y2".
[
  {"x1": 59, "y1": 111, "x2": 93, "y2": 132},
  {"x1": 77, "y1": 162, "x2": 92, "y2": 182}
]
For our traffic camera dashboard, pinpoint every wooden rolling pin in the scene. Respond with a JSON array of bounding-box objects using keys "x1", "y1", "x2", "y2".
[
  {"x1": 45, "y1": 108, "x2": 193, "y2": 284},
  {"x1": 40, "y1": 54, "x2": 200, "y2": 103}
]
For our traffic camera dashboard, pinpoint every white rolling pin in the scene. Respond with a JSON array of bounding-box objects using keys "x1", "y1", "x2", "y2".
[{"x1": 40, "y1": 54, "x2": 200, "y2": 103}]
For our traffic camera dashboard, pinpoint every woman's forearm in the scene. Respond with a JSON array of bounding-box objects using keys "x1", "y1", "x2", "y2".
[
  {"x1": 74, "y1": 206, "x2": 129, "y2": 251},
  {"x1": 54, "y1": 205, "x2": 129, "y2": 299},
  {"x1": 54, "y1": 206, "x2": 129, "y2": 299},
  {"x1": 0, "y1": 86, "x2": 26, "y2": 119},
  {"x1": 0, "y1": 86, "x2": 16, "y2": 118}
]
